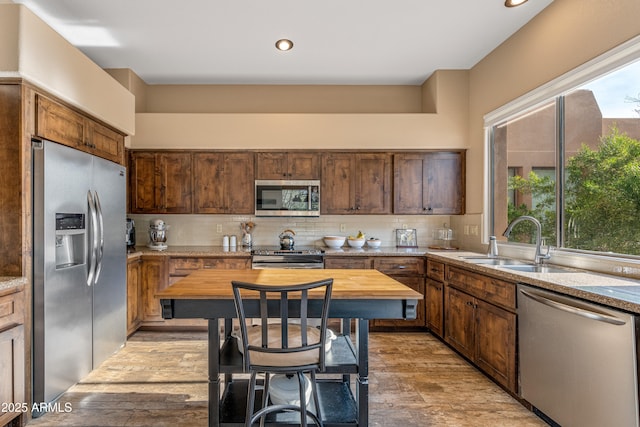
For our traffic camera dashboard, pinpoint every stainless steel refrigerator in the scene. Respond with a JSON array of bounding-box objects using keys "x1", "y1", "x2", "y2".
[{"x1": 32, "y1": 139, "x2": 126, "y2": 408}]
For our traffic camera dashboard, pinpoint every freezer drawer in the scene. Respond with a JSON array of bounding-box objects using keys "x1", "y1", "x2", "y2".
[{"x1": 518, "y1": 284, "x2": 639, "y2": 427}]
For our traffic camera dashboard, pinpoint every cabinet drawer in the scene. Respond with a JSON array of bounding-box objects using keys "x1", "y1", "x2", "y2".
[
  {"x1": 325, "y1": 257, "x2": 372, "y2": 269},
  {"x1": 169, "y1": 257, "x2": 251, "y2": 276},
  {"x1": 447, "y1": 266, "x2": 515, "y2": 310},
  {"x1": 169, "y1": 257, "x2": 204, "y2": 275},
  {"x1": 0, "y1": 291, "x2": 24, "y2": 332},
  {"x1": 373, "y1": 257, "x2": 424, "y2": 275},
  {"x1": 426, "y1": 259, "x2": 445, "y2": 281}
]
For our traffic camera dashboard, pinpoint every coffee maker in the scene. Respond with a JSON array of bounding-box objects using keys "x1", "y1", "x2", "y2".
[
  {"x1": 148, "y1": 218, "x2": 168, "y2": 251},
  {"x1": 126, "y1": 218, "x2": 136, "y2": 249}
]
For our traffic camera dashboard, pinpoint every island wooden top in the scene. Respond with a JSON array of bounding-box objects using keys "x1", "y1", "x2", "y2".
[{"x1": 157, "y1": 269, "x2": 423, "y2": 300}]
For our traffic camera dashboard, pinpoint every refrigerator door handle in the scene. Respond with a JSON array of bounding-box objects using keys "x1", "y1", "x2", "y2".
[
  {"x1": 93, "y1": 190, "x2": 105, "y2": 283},
  {"x1": 87, "y1": 190, "x2": 98, "y2": 286}
]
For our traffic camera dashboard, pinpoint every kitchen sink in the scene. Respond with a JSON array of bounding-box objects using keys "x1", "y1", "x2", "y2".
[
  {"x1": 499, "y1": 264, "x2": 574, "y2": 273},
  {"x1": 460, "y1": 256, "x2": 528, "y2": 266}
]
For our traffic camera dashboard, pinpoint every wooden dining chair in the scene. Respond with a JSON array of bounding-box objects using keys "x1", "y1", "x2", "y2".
[{"x1": 231, "y1": 278, "x2": 333, "y2": 427}]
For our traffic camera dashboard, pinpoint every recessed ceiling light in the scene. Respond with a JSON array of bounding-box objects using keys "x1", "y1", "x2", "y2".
[
  {"x1": 275, "y1": 39, "x2": 294, "y2": 51},
  {"x1": 505, "y1": 0, "x2": 528, "y2": 6}
]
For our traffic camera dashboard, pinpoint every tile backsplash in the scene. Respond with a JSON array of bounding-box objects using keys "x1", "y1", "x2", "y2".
[{"x1": 128, "y1": 214, "x2": 481, "y2": 249}]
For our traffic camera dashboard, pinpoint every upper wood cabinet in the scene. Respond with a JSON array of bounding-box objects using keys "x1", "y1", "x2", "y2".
[
  {"x1": 256, "y1": 152, "x2": 319, "y2": 180},
  {"x1": 193, "y1": 152, "x2": 254, "y2": 214},
  {"x1": 394, "y1": 152, "x2": 465, "y2": 215},
  {"x1": 321, "y1": 152, "x2": 392, "y2": 214},
  {"x1": 129, "y1": 151, "x2": 193, "y2": 213},
  {"x1": 35, "y1": 95, "x2": 125, "y2": 165}
]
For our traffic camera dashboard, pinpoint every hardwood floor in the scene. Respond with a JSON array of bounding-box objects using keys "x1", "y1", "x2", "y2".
[{"x1": 26, "y1": 331, "x2": 546, "y2": 427}]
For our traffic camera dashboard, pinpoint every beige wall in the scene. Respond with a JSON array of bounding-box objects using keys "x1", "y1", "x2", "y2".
[
  {"x1": 467, "y1": 0, "x2": 640, "y2": 216},
  {"x1": 0, "y1": 4, "x2": 135, "y2": 135},
  {"x1": 0, "y1": 5, "x2": 19, "y2": 75},
  {"x1": 144, "y1": 85, "x2": 424, "y2": 114},
  {"x1": 130, "y1": 70, "x2": 470, "y2": 150}
]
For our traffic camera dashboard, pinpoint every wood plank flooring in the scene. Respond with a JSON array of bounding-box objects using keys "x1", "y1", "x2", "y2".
[{"x1": 26, "y1": 331, "x2": 546, "y2": 427}]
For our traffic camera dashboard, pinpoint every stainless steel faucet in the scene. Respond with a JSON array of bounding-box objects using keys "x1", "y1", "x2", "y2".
[{"x1": 502, "y1": 215, "x2": 551, "y2": 265}]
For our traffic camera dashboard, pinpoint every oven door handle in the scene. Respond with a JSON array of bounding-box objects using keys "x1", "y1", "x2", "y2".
[{"x1": 252, "y1": 263, "x2": 324, "y2": 270}]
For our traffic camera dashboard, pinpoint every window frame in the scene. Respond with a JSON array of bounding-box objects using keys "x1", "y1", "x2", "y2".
[{"x1": 485, "y1": 35, "x2": 640, "y2": 260}]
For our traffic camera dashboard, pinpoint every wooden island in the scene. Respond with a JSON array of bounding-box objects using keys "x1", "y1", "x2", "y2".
[{"x1": 157, "y1": 268, "x2": 422, "y2": 427}]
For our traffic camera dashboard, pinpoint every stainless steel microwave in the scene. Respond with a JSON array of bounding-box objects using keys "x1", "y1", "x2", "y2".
[{"x1": 255, "y1": 180, "x2": 320, "y2": 217}]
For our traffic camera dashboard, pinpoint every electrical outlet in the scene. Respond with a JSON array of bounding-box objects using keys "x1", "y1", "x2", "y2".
[
  {"x1": 471, "y1": 225, "x2": 479, "y2": 236},
  {"x1": 216, "y1": 224, "x2": 222, "y2": 233},
  {"x1": 340, "y1": 224, "x2": 346, "y2": 233},
  {"x1": 464, "y1": 225, "x2": 470, "y2": 235},
  {"x1": 402, "y1": 224, "x2": 408, "y2": 229}
]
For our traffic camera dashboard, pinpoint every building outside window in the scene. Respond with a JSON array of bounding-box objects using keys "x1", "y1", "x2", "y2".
[{"x1": 490, "y1": 57, "x2": 640, "y2": 257}]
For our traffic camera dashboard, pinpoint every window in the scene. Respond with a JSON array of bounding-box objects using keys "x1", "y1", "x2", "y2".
[{"x1": 489, "y1": 55, "x2": 640, "y2": 257}]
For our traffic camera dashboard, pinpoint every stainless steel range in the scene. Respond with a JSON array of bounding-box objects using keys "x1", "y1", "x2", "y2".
[{"x1": 251, "y1": 247, "x2": 325, "y2": 269}]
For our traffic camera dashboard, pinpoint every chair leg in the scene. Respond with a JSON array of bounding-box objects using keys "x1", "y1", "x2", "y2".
[
  {"x1": 310, "y1": 370, "x2": 323, "y2": 426},
  {"x1": 297, "y1": 371, "x2": 308, "y2": 427},
  {"x1": 260, "y1": 373, "x2": 270, "y2": 427},
  {"x1": 246, "y1": 371, "x2": 258, "y2": 427}
]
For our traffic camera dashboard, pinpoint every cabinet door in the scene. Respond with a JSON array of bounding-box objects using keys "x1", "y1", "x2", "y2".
[
  {"x1": 157, "y1": 153, "x2": 192, "y2": 213},
  {"x1": 475, "y1": 299, "x2": 516, "y2": 392},
  {"x1": 0, "y1": 324, "x2": 25, "y2": 427},
  {"x1": 193, "y1": 152, "x2": 225, "y2": 213},
  {"x1": 426, "y1": 152, "x2": 465, "y2": 215},
  {"x1": 394, "y1": 153, "x2": 428, "y2": 214},
  {"x1": 372, "y1": 275, "x2": 425, "y2": 328},
  {"x1": 288, "y1": 152, "x2": 320, "y2": 179},
  {"x1": 127, "y1": 258, "x2": 142, "y2": 335},
  {"x1": 224, "y1": 152, "x2": 254, "y2": 214},
  {"x1": 445, "y1": 286, "x2": 475, "y2": 360},
  {"x1": 141, "y1": 257, "x2": 168, "y2": 321},
  {"x1": 355, "y1": 153, "x2": 392, "y2": 214},
  {"x1": 321, "y1": 153, "x2": 357, "y2": 214},
  {"x1": 86, "y1": 120, "x2": 125, "y2": 165},
  {"x1": 394, "y1": 152, "x2": 465, "y2": 214},
  {"x1": 426, "y1": 278, "x2": 444, "y2": 338},
  {"x1": 35, "y1": 95, "x2": 85, "y2": 149},
  {"x1": 129, "y1": 152, "x2": 157, "y2": 213},
  {"x1": 256, "y1": 152, "x2": 288, "y2": 179}
]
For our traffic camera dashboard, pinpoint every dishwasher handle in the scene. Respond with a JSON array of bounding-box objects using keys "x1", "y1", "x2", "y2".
[{"x1": 520, "y1": 288, "x2": 627, "y2": 326}]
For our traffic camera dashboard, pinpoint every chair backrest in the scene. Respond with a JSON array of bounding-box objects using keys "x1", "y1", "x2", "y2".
[{"x1": 231, "y1": 278, "x2": 333, "y2": 372}]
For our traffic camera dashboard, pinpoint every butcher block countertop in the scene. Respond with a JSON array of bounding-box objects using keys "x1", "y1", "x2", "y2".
[{"x1": 156, "y1": 268, "x2": 423, "y2": 301}]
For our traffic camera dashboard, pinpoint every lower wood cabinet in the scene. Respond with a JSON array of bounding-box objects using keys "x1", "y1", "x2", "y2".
[
  {"x1": 127, "y1": 257, "x2": 142, "y2": 336},
  {"x1": 426, "y1": 277, "x2": 444, "y2": 338},
  {"x1": 136, "y1": 255, "x2": 250, "y2": 331},
  {"x1": 426, "y1": 259, "x2": 445, "y2": 338},
  {"x1": 141, "y1": 256, "x2": 169, "y2": 323},
  {"x1": 443, "y1": 264, "x2": 517, "y2": 393},
  {"x1": 0, "y1": 289, "x2": 25, "y2": 427},
  {"x1": 324, "y1": 256, "x2": 426, "y2": 330}
]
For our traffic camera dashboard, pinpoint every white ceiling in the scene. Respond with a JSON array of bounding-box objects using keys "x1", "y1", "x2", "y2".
[{"x1": 11, "y1": 0, "x2": 553, "y2": 85}]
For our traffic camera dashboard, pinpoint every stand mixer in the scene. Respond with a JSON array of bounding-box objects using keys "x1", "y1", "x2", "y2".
[{"x1": 148, "y1": 219, "x2": 168, "y2": 251}]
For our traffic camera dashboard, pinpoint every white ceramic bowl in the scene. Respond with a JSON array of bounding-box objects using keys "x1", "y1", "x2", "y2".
[
  {"x1": 347, "y1": 238, "x2": 365, "y2": 248},
  {"x1": 324, "y1": 236, "x2": 346, "y2": 248},
  {"x1": 366, "y1": 239, "x2": 381, "y2": 248}
]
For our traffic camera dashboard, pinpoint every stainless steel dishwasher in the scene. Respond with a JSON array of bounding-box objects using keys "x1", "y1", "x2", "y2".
[{"x1": 518, "y1": 284, "x2": 639, "y2": 427}]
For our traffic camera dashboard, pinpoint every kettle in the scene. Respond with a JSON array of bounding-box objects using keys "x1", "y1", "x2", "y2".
[{"x1": 279, "y1": 229, "x2": 296, "y2": 250}]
